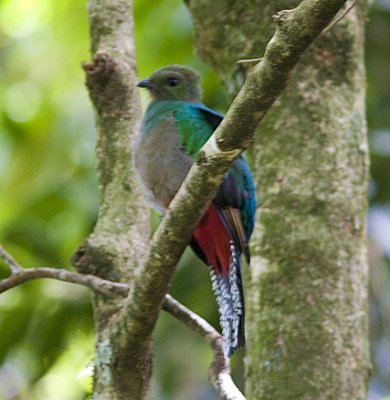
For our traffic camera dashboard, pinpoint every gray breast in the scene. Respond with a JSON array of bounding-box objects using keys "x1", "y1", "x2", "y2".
[{"x1": 133, "y1": 117, "x2": 193, "y2": 212}]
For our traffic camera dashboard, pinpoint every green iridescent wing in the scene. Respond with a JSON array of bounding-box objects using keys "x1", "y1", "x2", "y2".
[{"x1": 173, "y1": 102, "x2": 223, "y2": 157}]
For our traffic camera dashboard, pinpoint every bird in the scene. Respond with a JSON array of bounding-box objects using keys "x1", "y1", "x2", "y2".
[{"x1": 133, "y1": 65, "x2": 256, "y2": 357}]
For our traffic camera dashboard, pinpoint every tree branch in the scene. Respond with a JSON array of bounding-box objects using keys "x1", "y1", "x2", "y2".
[
  {"x1": 0, "y1": 246, "x2": 128, "y2": 296},
  {"x1": 0, "y1": 245, "x2": 23, "y2": 273},
  {"x1": 322, "y1": 0, "x2": 357, "y2": 33},
  {"x1": 0, "y1": 267, "x2": 127, "y2": 297},
  {"x1": 0, "y1": 246, "x2": 243, "y2": 399}
]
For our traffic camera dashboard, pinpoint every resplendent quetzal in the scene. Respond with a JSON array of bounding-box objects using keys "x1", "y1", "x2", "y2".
[{"x1": 133, "y1": 65, "x2": 256, "y2": 356}]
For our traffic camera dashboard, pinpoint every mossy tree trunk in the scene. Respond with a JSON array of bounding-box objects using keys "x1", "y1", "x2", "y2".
[
  {"x1": 73, "y1": 0, "x2": 152, "y2": 398},
  {"x1": 187, "y1": 0, "x2": 370, "y2": 398}
]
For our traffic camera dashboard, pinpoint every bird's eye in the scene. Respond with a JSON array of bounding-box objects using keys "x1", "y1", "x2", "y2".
[{"x1": 168, "y1": 77, "x2": 178, "y2": 87}]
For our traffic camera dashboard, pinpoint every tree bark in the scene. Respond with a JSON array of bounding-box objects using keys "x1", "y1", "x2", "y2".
[
  {"x1": 187, "y1": 0, "x2": 370, "y2": 399},
  {"x1": 73, "y1": 0, "x2": 152, "y2": 398}
]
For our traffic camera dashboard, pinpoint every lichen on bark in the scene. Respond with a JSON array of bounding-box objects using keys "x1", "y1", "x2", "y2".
[{"x1": 73, "y1": 0, "x2": 152, "y2": 398}]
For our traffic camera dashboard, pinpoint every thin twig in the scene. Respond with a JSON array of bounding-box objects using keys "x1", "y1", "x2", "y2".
[
  {"x1": 0, "y1": 245, "x2": 127, "y2": 296},
  {"x1": 163, "y1": 295, "x2": 245, "y2": 400},
  {"x1": 236, "y1": 0, "x2": 355, "y2": 68},
  {"x1": 0, "y1": 246, "x2": 244, "y2": 399},
  {"x1": 236, "y1": 1, "x2": 355, "y2": 69},
  {"x1": 236, "y1": 58, "x2": 262, "y2": 65},
  {"x1": 0, "y1": 245, "x2": 23, "y2": 273},
  {"x1": 323, "y1": 0, "x2": 356, "y2": 33},
  {"x1": 0, "y1": 266, "x2": 129, "y2": 297}
]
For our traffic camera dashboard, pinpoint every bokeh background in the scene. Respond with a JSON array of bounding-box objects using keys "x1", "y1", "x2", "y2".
[{"x1": 0, "y1": 0, "x2": 389, "y2": 399}]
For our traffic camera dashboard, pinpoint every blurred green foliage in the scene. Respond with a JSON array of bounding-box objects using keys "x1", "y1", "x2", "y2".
[{"x1": 0, "y1": 0, "x2": 389, "y2": 399}]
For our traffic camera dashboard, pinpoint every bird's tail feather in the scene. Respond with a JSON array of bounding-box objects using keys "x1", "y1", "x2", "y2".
[{"x1": 210, "y1": 240, "x2": 245, "y2": 357}]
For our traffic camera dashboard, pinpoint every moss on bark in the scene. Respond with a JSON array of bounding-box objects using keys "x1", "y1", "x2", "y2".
[{"x1": 73, "y1": 0, "x2": 151, "y2": 398}]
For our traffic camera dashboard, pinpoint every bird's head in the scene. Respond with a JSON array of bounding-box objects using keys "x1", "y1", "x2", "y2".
[{"x1": 138, "y1": 65, "x2": 201, "y2": 102}]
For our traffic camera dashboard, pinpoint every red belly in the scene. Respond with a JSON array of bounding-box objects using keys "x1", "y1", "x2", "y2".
[{"x1": 192, "y1": 204, "x2": 231, "y2": 276}]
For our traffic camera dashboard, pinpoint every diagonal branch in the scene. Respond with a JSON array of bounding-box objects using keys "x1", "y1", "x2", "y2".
[
  {"x1": 0, "y1": 245, "x2": 23, "y2": 273},
  {"x1": 122, "y1": 0, "x2": 348, "y2": 346},
  {"x1": 163, "y1": 295, "x2": 245, "y2": 400},
  {"x1": 0, "y1": 246, "x2": 243, "y2": 399},
  {"x1": 323, "y1": 0, "x2": 357, "y2": 33}
]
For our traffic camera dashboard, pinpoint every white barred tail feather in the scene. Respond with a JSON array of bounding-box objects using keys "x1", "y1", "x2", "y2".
[{"x1": 209, "y1": 240, "x2": 245, "y2": 357}]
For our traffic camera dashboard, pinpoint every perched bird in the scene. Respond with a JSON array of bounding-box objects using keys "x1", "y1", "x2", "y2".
[{"x1": 133, "y1": 65, "x2": 256, "y2": 356}]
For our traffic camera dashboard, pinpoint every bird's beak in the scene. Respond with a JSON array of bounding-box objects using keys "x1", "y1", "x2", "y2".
[{"x1": 137, "y1": 78, "x2": 152, "y2": 88}]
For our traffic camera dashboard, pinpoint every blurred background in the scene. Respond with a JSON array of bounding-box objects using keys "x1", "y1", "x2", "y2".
[{"x1": 0, "y1": 0, "x2": 389, "y2": 399}]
